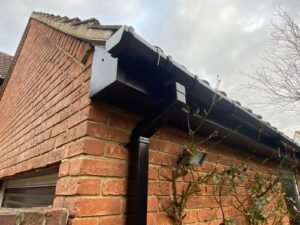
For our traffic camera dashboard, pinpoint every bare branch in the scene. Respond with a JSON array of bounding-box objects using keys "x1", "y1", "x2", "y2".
[{"x1": 244, "y1": 7, "x2": 300, "y2": 110}]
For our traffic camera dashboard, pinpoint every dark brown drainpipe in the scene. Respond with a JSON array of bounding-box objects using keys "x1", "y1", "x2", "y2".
[{"x1": 126, "y1": 83, "x2": 187, "y2": 225}]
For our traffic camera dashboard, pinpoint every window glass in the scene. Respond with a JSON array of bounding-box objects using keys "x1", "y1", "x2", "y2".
[{"x1": 0, "y1": 167, "x2": 58, "y2": 208}]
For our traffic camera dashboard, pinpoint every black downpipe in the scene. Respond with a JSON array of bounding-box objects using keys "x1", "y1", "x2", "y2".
[
  {"x1": 135, "y1": 137, "x2": 150, "y2": 225},
  {"x1": 126, "y1": 82, "x2": 187, "y2": 225}
]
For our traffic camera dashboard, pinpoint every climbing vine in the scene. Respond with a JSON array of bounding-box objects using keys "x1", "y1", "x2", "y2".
[
  {"x1": 212, "y1": 164, "x2": 297, "y2": 225},
  {"x1": 161, "y1": 144, "x2": 216, "y2": 225},
  {"x1": 163, "y1": 148, "x2": 299, "y2": 225},
  {"x1": 160, "y1": 81, "x2": 299, "y2": 225}
]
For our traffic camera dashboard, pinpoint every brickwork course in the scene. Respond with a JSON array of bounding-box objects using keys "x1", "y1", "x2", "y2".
[{"x1": 0, "y1": 12, "x2": 299, "y2": 225}]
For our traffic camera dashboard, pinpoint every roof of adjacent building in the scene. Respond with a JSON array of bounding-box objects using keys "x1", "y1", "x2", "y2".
[{"x1": 0, "y1": 51, "x2": 13, "y2": 79}]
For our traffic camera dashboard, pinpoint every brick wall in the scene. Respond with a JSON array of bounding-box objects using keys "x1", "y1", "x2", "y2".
[
  {"x1": 0, "y1": 19, "x2": 290, "y2": 225},
  {"x1": 0, "y1": 19, "x2": 93, "y2": 177},
  {"x1": 54, "y1": 102, "x2": 290, "y2": 225}
]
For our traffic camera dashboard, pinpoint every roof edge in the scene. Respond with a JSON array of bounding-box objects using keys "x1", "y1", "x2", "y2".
[{"x1": 30, "y1": 12, "x2": 121, "y2": 44}]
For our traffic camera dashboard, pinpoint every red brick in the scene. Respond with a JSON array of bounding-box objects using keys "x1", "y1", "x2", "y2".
[
  {"x1": 159, "y1": 167, "x2": 172, "y2": 180},
  {"x1": 198, "y1": 208, "x2": 217, "y2": 221},
  {"x1": 183, "y1": 171, "x2": 199, "y2": 182},
  {"x1": 71, "y1": 218, "x2": 99, "y2": 225},
  {"x1": 83, "y1": 138, "x2": 106, "y2": 156},
  {"x1": 234, "y1": 217, "x2": 249, "y2": 224},
  {"x1": 149, "y1": 151, "x2": 176, "y2": 166},
  {"x1": 53, "y1": 196, "x2": 65, "y2": 207},
  {"x1": 158, "y1": 197, "x2": 173, "y2": 211},
  {"x1": 44, "y1": 208, "x2": 68, "y2": 225},
  {"x1": 103, "y1": 179, "x2": 127, "y2": 195},
  {"x1": 148, "y1": 181, "x2": 172, "y2": 196},
  {"x1": 59, "y1": 161, "x2": 70, "y2": 177},
  {"x1": 66, "y1": 138, "x2": 106, "y2": 157},
  {"x1": 56, "y1": 177, "x2": 101, "y2": 195},
  {"x1": 69, "y1": 158, "x2": 127, "y2": 177},
  {"x1": 149, "y1": 138, "x2": 159, "y2": 150},
  {"x1": 79, "y1": 94, "x2": 91, "y2": 109},
  {"x1": 86, "y1": 121, "x2": 129, "y2": 143},
  {"x1": 158, "y1": 141, "x2": 183, "y2": 156},
  {"x1": 106, "y1": 144, "x2": 128, "y2": 160},
  {"x1": 0, "y1": 213, "x2": 17, "y2": 225},
  {"x1": 183, "y1": 211, "x2": 198, "y2": 223},
  {"x1": 65, "y1": 197, "x2": 122, "y2": 216},
  {"x1": 88, "y1": 105, "x2": 109, "y2": 123},
  {"x1": 223, "y1": 207, "x2": 240, "y2": 218},
  {"x1": 109, "y1": 111, "x2": 137, "y2": 130},
  {"x1": 147, "y1": 213, "x2": 173, "y2": 225},
  {"x1": 20, "y1": 211, "x2": 44, "y2": 225},
  {"x1": 147, "y1": 196, "x2": 158, "y2": 212},
  {"x1": 100, "y1": 216, "x2": 124, "y2": 225},
  {"x1": 148, "y1": 167, "x2": 159, "y2": 180},
  {"x1": 186, "y1": 196, "x2": 207, "y2": 209},
  {"x1": 42, "y1": 148, "x2": 66, "y2": 165},
  {"x1": 154, "y1": 127, "x2": 187, "y2": 144},
  {"x1": 67, "y1": 108, "x2": 89, "y2": 128},
  {"x1": 193, "y1": 161, "x2": 217, "y2": 172}
]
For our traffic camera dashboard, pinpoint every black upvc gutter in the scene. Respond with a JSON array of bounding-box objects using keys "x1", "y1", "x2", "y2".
[
  {"x1": 105, "y1": 26, "x2": 299, "y2": 153},
  {"x1": 127, "y1": 82, "x2": 187, "y2": 225}
]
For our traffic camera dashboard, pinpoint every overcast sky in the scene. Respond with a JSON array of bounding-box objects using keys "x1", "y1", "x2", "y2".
[{"x1": 1, "y1": 0, "x2": 300, "y2": 137}]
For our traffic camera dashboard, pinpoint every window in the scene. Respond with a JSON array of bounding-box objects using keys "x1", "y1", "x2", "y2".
[{"x1": 0, "y1": 167, "x2": 58, "y2": 208}]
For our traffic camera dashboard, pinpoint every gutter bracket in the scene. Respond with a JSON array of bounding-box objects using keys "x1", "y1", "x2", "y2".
[{"x1": 128, "y1": 82, "x2": 187, "y2": 225}]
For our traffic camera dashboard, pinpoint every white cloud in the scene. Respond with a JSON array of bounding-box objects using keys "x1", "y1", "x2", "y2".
[
  {"x1": 242, "y1": 18, "x2": 265, "y2": 32},
  {"x1": 220, "y1": 5, "x2": 236, "y2": 21}
]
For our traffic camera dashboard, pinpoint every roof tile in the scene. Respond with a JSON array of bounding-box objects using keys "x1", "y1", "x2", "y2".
[{"x1": 30, "y1": 12, "x2": 121, "y2": 44}]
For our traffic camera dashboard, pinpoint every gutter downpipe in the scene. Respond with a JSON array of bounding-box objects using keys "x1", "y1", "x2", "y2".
[
  {"x1": 127, "y1": 83, "x2": 187, "y2": 225},
  {"x1": 104, "y1": 27, "x2": 187, "y2": 225}
]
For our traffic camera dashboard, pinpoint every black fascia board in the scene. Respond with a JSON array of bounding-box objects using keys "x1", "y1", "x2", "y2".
[{"x1": 104, "y1": 25, "x2": 300, "y2": 154}]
